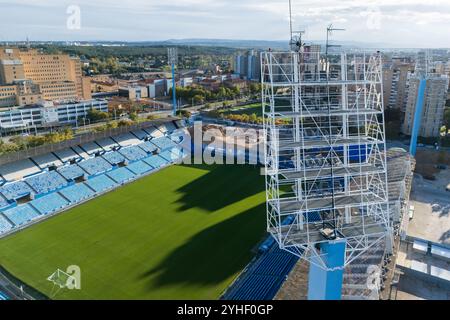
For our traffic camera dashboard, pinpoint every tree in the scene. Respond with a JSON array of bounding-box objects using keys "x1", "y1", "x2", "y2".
[
  {"x1": 106, "y1": 121, "x2": 118, "y2": 129},
  {"x1": 443, "y1": 107, "x2": 450, "y2": 131},
  {"x1": 129, "y1": 112, "x2": 138, "y2": 122},
  {"x1": 193, "y1": 95, "x2": 204, "y2": 104},
  {"x1": 176, "y1": 109, "x2": 192, "y2": 118},
  {"x1": 249, "y1": 82, "x2": 261, "y2": 95},
  {"x1": 118, "y1": 119, "x2": 133, "y2": 127},
  {"x1": 86, "y1": 108, "x2": 110, "y2": 123}
]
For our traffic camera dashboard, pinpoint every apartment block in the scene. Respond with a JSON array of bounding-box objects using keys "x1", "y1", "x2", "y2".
[
  {"x1": 0, "y1": 47, "x2": 91, "y2": 107},
  {"x1": 402, "y1": 75, "x2": 449, "y2": 137}
]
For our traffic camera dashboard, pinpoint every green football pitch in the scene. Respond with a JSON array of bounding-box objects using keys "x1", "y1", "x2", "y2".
[{"x1": 0, "y1": 164, "x2": 267, "y2": 300}]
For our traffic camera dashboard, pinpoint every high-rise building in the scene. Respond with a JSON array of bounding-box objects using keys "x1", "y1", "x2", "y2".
[
  {"x1": 0, "y1": 47, "x2": 91, "y2": 108},
  {"x1": 402, "y1": 75, "x2": 449, "y2": 137},
  {"x1": 233, "y1": 51, "x2": 261, "y2": 81},
  {"x1": 382, "y1": 63, "x2": 412, "y2": 111}
]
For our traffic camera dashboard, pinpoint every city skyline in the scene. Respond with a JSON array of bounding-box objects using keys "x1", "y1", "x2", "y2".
[{"x1": 0, "y1": 0, "x2": 449, "y2": 48}]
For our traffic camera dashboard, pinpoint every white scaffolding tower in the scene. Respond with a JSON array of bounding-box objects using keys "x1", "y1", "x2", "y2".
[{"x1": 262, "y1": 49, "x2": 391, "y2": 271}]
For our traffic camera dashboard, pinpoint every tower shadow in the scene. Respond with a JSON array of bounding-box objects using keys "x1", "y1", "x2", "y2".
[
  {"x1": 139, "y1": 203, "x2": 266, "y2": 289},
  {"x1": 174, "y1": 164, "x2": 265, "y2": 213}
]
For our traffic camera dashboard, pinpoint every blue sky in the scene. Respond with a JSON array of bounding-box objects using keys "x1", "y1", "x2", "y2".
[{"x1": 0, "y1": 0, "x2": 449, "y2": 47}]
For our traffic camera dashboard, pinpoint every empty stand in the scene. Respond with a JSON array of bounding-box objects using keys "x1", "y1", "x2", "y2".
[
  {"x1": 223, "y1": 243, "x2": 299, "y2": 300},
  {"x1": 0, "y1": 194, "x2": 11, "y2": 210},
  {"x1": 85, "y1": 175, "x2": 117, "y2": 193},
  {"x1": 31, "y1": 193, "x2": 69, "y2": 215},
  {"x1": 59, "y1": 183, "x2": 95, "y2": 204},
  {"x1": 113, "y1": 133, "x2": 141, "y2": 147},
  {"x1": 53, "y1": 149, "x2": 81, "y2": 163},
  {"x1": 78, "y1": 157, "x2": 112, "y2": 176},
  {"x1": 143, "y1": 155, "x2": 168, "y2": 169},
  {"x1": 151, "y1": 137, "x2": 177, "y2": 151},
  {"x1": 71, "y1": 146, "x2": 90, "y2": 160},
  {"x1": 157, "y1": 124, "x2": 168, "y2": 134},
  {"x1": 103, "y1": 152, "x2": 126, "y2": 166},
  {"x1": 58, "y1": 164, "x2": 86, "y2": 181},
  {"x1": 0, "y1": 159, "x2": 41, "y2": 181},
  {"x1": 127, "y1": 161, "x2": 153, "y2": 175},
  {"x1": 131, "y1": 130, "x2": 149, "y2": 140},
  {"x1": 80, "y1": 142, "x2": 103, "y2": 155},
  {"x1": 0, "y1": 215, "x2": 13, "y2": 234},
  {"x1": 0, "y1": 127, "x2": 185, "y2": 236},
  {"x1": 119, "y1": 146, "x2": 148, "y2": 162},
  {"x1": 3, "y1": 205, "x2": 40, "y2": 226},
  {"x1": 159, "y1": 148, "x2": 183, "y2": 162},
  {"x1": 164, "y1": 122, "x2": 177, "y2": 133},
  {"x1": 97, "y1": 138, "x2": 119, "y2": 152},
  {"x1": 107, "y1": 167, "x2": 135, "y2": 184},
  {"x1": 25, "y1": 171, "x2": 68, "y2": 194},
  {"x1": 138, "y1": 142, "x2": 157, "y2": 154},
  {"x1": 32, "y1": 153, "x2": 63, "y2": 169},
  {"x1": 144, "y1": 126, "x2": 164, "y2": 138},
  {"x1": 0, "y1": 181, "x2": 34, "y2": 200}
]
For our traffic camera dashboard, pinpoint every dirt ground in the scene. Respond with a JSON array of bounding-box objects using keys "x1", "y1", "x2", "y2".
[{"x1": 414, "y1": 149, "x2": 450, "y2": 178}]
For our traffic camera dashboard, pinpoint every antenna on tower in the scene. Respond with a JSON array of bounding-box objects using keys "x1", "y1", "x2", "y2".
[
  {"x1": 325, "y1": 24, "x2": 345, "y2": 56},
  {"x1": 288, "y1": 0, "x2": 305, "y2": 52}
]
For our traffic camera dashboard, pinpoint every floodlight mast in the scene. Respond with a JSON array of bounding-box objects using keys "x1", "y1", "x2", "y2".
[
  {"x1": 262, "y1": 2, "x2": 390, "y2": 300},
  {"x1": 168, "y1": 47, "x2": 178, "y2": 116}
]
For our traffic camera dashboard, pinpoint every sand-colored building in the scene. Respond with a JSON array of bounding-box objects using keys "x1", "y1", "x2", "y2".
[{"x1": 0, "y1": 47, "x2": 91, "y2": 107}]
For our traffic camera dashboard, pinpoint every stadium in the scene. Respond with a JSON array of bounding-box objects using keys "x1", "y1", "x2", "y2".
[{"x1": 0, "y1": 119, "x2": 294, "y2": 300}]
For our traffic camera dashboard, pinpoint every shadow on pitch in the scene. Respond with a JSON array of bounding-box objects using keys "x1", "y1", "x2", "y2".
[
  {"x1": 174, "y1": 164, "x2": 265, "y2": 213},
  {"x1": 138, "y1": 203, "x2": 266, "y2": 289}
]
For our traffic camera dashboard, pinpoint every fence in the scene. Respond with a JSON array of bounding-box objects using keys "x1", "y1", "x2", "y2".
[{"x1": 0, "y1": 118, "x2": 177, "y2": 166}]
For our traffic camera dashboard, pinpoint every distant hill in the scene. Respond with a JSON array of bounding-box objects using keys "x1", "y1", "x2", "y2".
[{"x1": 1, "y1": 38, "x2": 398, "y2": 50}]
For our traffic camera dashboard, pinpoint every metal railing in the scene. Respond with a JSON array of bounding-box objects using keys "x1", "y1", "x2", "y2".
[{"x1": 0, "y1": 118, "x2": 177, "y2": 166}]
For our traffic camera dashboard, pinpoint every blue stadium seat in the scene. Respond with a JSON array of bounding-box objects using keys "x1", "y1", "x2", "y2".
[
  {"x1": 138, "y1": 142, "x2": 157, "y2": 154},
  {"x1": 58, "y1": 164, "x2": 86, "y2": 181},
  {"x1": 25, "y1": 171, "x2": 68, "y2": 194},
  {"x1": 143, "y1": 155, "x2": 168, "y2": 169},
  {"x1": 151, "y1": 137, "x2": 177, "y2": 151},
  {"x1": 85, "y1": 175, "x2": 117, "y2": 193},
  {"x1": 0, "y1": 181, "x2": 34, "y2": 201},
  {"x1": 59, "y1": 183, "x2": 95, "y2": 204},
  {"x1": 103, "y1": 152, "x2": 126, "y2": 166},
  {"x1": 119, "y1": 146, "x2": 148, "y2": 162},
  {"x1": 170, "y1": 133, "x2": 185, "y2": 144},
  {"x1": 0, "y1": 194, "x2": 10, "y2": 210},
  {"x1": 159, "y1": 147, "x2": 183, "y2": 162},
  {"x1": 3, "y1": 205, "x2": 40, "y2": 226},
  {"x1": 163, "y1": 122, "x2": 177, "y2": 133},
  {"x1": 223, "y1": 242, "x2": 299, "y2": 301},
  {"x1": 126, "y1": 161, "x2": 153, "y2": 175},
  {"x1": 0, "y1": 215, "x2": 13, "y2": 234},
  {"x1": 31, "y1": 193, "x2": 69, "y2": 215},
  {"x1": 229, "y1": 274, "x2": 279, "y2": 300},
  {"x1": 107, "y1": 168, "x2": 135, "y2": 184},
  {"x1": 78, "y1": 157, "x2": 112, "y2": 176}
]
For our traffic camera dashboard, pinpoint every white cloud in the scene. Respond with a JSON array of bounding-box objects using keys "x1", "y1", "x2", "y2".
[{"x1": 0, "y1": 0, "x2": 448, "y2": 47}]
